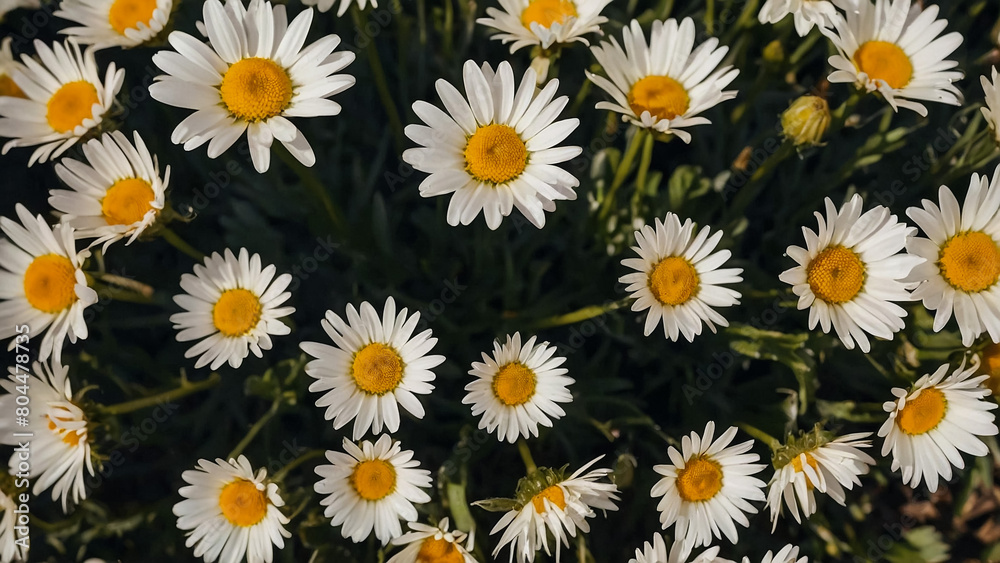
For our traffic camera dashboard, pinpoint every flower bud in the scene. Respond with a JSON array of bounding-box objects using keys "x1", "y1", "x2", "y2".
[{"x1": 781, "y1": 95, "x2": 830, "y2": 147}]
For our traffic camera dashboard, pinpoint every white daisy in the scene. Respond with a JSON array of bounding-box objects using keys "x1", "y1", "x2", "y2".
[
  {"x1": 619, "y1": 213, "x2": 743, "y2": 342},
  {"x1": 170, "y1": 248, "x2": 295, "y2": 370},
  {"x1": 0, "y1": 474, "x2": 28, "y2": 563},
  {"x1": 586, "y1": 18, "x2": 739, "y2": 143},
  {"x1": 740, "y1": 545, "x2": 807, "y2": 563},
  {"x1": 56, "y1": 0, "x2": 172, "y2": 50},
  {"x1": 650, "y1": 421, "x2": 767, "y2": 549},
  {"x1": 149, "y1": 0, "x2": 356, "y2": 173},
  {"x1": 387, "y1": 517, "x2": 476, "y2": 563},
  {"x1": 174, "y1": 455, "x2": 291, "y2": 563},
  {"x1": 300, "y1": 0, "x2": 374, "y2": 16},
  {"x1": 300, "y1": 296, "x2": 444, "y2": 440},
  {"x1": 983, "y1": 67, "x2": 1000, "y2": 146},
  {"x1": 463, "y1": 332, "x2": 573, "y2": 443},
  {"x1": 878, "y1": 356, "x2": 998, "y2": 492},
  {"x1": 477, "y1": 0, "x2": 612, "y2": 53},
  {"x1": 0, "y1": 39, "x2": 123, "y2": 166},
  {"x1": 0, "y1": 0, "x2": 40, "y2": 21},
  {"x1": 0, "y1": 38, "x2": 27, "y2": 99},
  {"x1": 765, "y1": 430, "x2": 875, "y2": 530},
  {"x1": 821, "y1": 0, "x2": 963, "y2": 116},
  {"x1": 0, "y1": 359, "x2": 95, "y2": 512},
  {"x1": 314, "y1": 435, "x2": 432, "y2": 545},
  {"x1": 629, "y1": 533, "x2": 728, "y2": 563},
  {"x1": 0, "y1": 204, "x2": 97, "y2": 363},
  {"x1": 905, "y1": 165, "x2": 1000, "y2": 347},
  {"x1": 778, "y1": 194, "x2": 923, "y2": 353},
  {"x1": 49, "y1": 130, "x2": 168, "y2": 250},
  {"x1": 402, "y1": 60, "x2": 581, "y2": 230},
  {"x1": 758, "y1": 0, "x2": 839, "y2": 37},
  {"x1": 490, "y1": 456, "x2": 619, "y2": 563}
]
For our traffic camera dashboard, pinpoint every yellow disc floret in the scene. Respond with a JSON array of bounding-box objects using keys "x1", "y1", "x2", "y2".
[
  {"x1": 46, "y1": 81, "x2": 99, "y2": 133},
  {"x1": 531, "y1": 484, "x2": 567, "y2": 513},
  {"x1": 464, "y1": 124, "x2": 528, "y2": 184},
  {"x1": 220, "y1": 58, "x2": 293, "y2": 122},
  {"x1": 897, "y1": 387, "x2": 947, "y2": 435},
  {"x1": 24, "y1": 254, "x2": 79, "y2": 314},
  {"x1": 352, "y1": 342, "x2": 404, "y2": 395},
  {"x1": 521, "y1": 0, "x2": 578, "y2": 29},
  {"x1": 807, "y1": 246, "x2": 865, "y2": 304},
  {"x1": 853, "y1": 41, "x2": 913, "y2": 90},
  {"x1": 218, "y1": 478, "x2": 269, "y2": 527},
  {"x1": 416, "y1": 537, "x2": 465, "y2": 563},
  {"x1": 492, "y1": 362, "x2": 537, "y2": 406},
  {"x1": 212, "y1": 288, "x2": 263, "y2": 337},
  {"x1": 628, "y1": 75, "x2": 690, "y2": 122},
  {"x1": 108, "y1": 0, "x2": 158, "y2": 35},
  {"x1": 938, "y1": 231, "x2": 1000, "y2": 293},
  {"x1": 676, "y1": 456, "x2": 723, "y2": 502},
  {"x1": 101, "y1": 177, "x2": 155, "y2": 226},
  {"x1": 351, "y1": 459, "x2": 397, "y2": 501},
  {"x1": 649, "y1": 256, "x2": 699, "y2": 306}
]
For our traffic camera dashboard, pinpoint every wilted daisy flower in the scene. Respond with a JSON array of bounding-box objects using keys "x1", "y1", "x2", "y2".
[
  {"x1": 779, "y1": 195, "x2": 923, "y2": 353},
  {"x1": 0, "y1": 38, "x2": 27, "y2": 99},
  {"x1": 905, "y1": 166, "x2": 1000, "y2": 346},
  {"x1": 174, "y1": 455, "x2": 291, "y2": 563},
  {"x1": 0, "y1": 0, "x2": 40, "y2": 21},
  {"x1": 150, "y1": 0, "x2": 356, "y2": 173},
  {"x1": 463, "y1": 332, "x2": 573, "y2": 443},
  {"x1": 629, "y1": 533, "x2": 726, "y2": 563},
  {"x1": 490, "y1": 456, "x2": 619, "y2": 563},
  {"x1": 983, "y1": 67, "x2": 1000, "y2": 146},
  {"x1": 0, "y1": 204, "x2": 97, "y2": 363},
  {"x1": 56, "y1": 0, "x2": 172, "y2": 50},
  {"x1": 301, "y1": 0, "x2": 373, "y2": 16},
  {"x1": 403, "y1": 60, "x2": 581, "y2": 230},
  {"x1": 0, "y1": 473, "x2": 27, "y2": 563},
  {"x1": 314, "y1": 435, "x2": 432, "y2": 544},
  {"x1": 477, "y1": 0, "x2": 612, "y2": 53},
  {"x1": 0, "y1": 359, "x2": 95, "y2": 512},
  {"x1": 651, "y1": 421, "x2": 767, "y2": 548},
  {"x1": 619, "y1": 213, "x2": 743, "y2": 342},
  {"x1": 878, "y1": 356, "x2": 998, "y2": 492},
  {"x1": 740, "y1": 545, "x2": 807, "y2": 563},
  {"x1": 758, "y1": 0, "x2": 839, "y2": 36},
  {"x1": 170, "y1": 248, "x2": 294, "y2": 370},
  {"x1": 822, "y1": 0, "x2": 962, "y2": 116},
  {"x1": 0, "y1": 39, "x2": 123, "y2": 166},
  {"x1": 49, "y1": 130, "x2": 167, "y2": 250},
  {"x1": 300, "y1": 296, "x2": 444, "y2": 440},
  {"x1": 587, "y1": 18, "x2": 739, "y2": 142},
  {"x1": 387, "y1": 517, "x2": 476, "y2": 563}
]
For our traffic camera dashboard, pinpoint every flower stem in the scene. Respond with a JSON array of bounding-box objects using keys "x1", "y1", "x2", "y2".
[
  {"x1": 274, "y1": 144, "x2": 346, "y2": 236},
  {"x1": 271, "y1": 448, "x2": 326, "y2": 483},
  {"x1": 159, "y1": 226, "x2": 205, "y2": 261},
  {"x1": 516, "y1": 439, "x2": 537, "y2": 474},
  {"x1": 352, "y1": 6, "x2": 405, "y2": 157},
  {"x1": 529, "y1": 298, "x2": 630, "y2": 330},
  {"x1": 737, "y1": 422, "x2": 782, "y2": 451},
  {"x1": 227, "y1": 396, "x2": 283, "y2": 460},
  {"x1": 598, "y1": 128, "x2": 649, "y2": 221},
  {"x1": 635, "y1": 130, "x2": 655, "y2": 195},
  {"x1": 98, "y1": 373, "x2": 221, "y2": 416}
]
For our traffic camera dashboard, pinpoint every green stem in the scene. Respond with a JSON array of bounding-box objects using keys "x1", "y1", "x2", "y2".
[
  {"x1": 352, "y1": 7, "x2": 405, "y2": 157},
  {"x1": 704, "y1": 0, "x2": 715, "y2": 34},
  {"x1": 227, "y1": 397, "x2": 282, "y2": 460},
  {"x1": 98, "y1": 373, "x2": 221, "y2": 416},
  {"x1": 271, "y1": 448, "x2": 326, "y2": 483},
  {"x1": 275, "y1": 145, "x2": 346, "y2": 235},
  {"x1": 529, "y1": 298, "x2": 630, "y2": 330},
  {"x1": 160, "y1": 226, "x2": 205, "y2": 261},
  {"x1": 516, "y1": 439, "x2": 537, "y2": 474},
  {"x1": 737, "y1": 422, "x2": 782, "y2": 451},
  {"x1": 788, "y1": 30, "x2": 821, "y2": 66},
  {"x1": 635, "y1": 130, "x2": 655, "y2": 194},
  {"x1": 569, "y1": 73, "x2": 593, "y2": 116},
  {"x1": 598, "y1": 128, "x2": 649, "y2": 221}
]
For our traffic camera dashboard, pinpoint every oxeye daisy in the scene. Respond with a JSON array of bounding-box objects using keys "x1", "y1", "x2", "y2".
[
  {"x1": 56, "y1": 0, "x2": 172, "y2": 50},
  {"x1": 173, "y1": 455, "x2": 291, "y2": 563},
  {"x1": 905, "y1": 166, "x2": 1000, "y2": 346},
  {"x1": 0, "y1": 473, "x2": 27, "y2": 563},
  {"x1": 300, "y1": 0, "x2": 374, "y2": 16},
  {"x1": 477, "y1": 0, "x2": 612, "y2": 53},
  {"x1": 619, "y1": 213, "x2": 743, "y2": 342},
  {"x1": 650, "y1": 421, "x2": 767, "y2": 549},
  {"x1": 0, "y1": 38, "x2": 27, "y2": 99},
  {"x1": 758, "y1": 0, "x2": 839, "y2": 36},
  {"x1": 170, "y1": 248, "x2": 295, "y2": 370},
  {"x1": 629, "y1": 533, "x2": 727, "y2": 563},
  {"x1": 489, "y1": 456, "x2": 619, "y2": 563},
  {"x1": 300, "y1": 296, "x2": 444, "y2": 440},
  {"x1": 0, "y1": 39, "x2": 124, "y2": 166},
  {"x1": 49, "y1": 130, "x2": 168, "y2": 250},
  {"x1": 587, "y1": 18, "x2": 739, "y2": 143},
  {"x1": 822, "y1": 0, "x2": 963, "y2": 116},
  {"x1": 149, "y1": 0, "x2": 356, "y2": 173},
  {"x1": 983, "y1": 67, "x2": 1000, "y2": 146},
  {"x1": 387, "y1": 517, "x2": 476, "y2": 563},
  {"x1": 0, "y1": 204, "x2": 97, "y2": 363},
  {"x1": 778, "y1": 194, "x2": 923, "y2": 353},
  {"x1": 878, "y1": 356, "x2": 998, "y2": 492},
  {"x1": 463, "y1": 332, "x2": 573, "y2": 443},
  {"x1": 402, "y1": 60, "x2": 582, "y2": 230},
  {"x1": 740, "y1": 545, "x2": 807, "y2": 563},
  {"x1": 313, "y1": 435, "x2": 432, "y2": 545}
]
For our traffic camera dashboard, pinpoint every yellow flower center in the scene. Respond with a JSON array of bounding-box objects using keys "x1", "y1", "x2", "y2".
[
  {"x1": 211, "y1": 288, "x2": 262, "y2": 337},
  {"x1": 531, "y1": 484, "x2": 567, "y2": 513},
  {"x1": 24, "y1": 254, "x2": 79, "y2": 314},
  {"x1": 807, "y1": 246, "x2": 865, "y2": 304},
  {"x1": 628, "y1": 75, "x2": 690, "y2": 121},
  {"x1": 520, "y1": 0, "x2": 578, "y2": 29},
  {"x1": 0, "y1": 74, "x2": 25, "y2": 99},
  {"x1": 981, "y1": 343, "x2": 1000, "y2": 397},
  {"x1": 416, "y1": 537, "x2": 465, "y2": 563},
  {"x1": 351, "y1": 342, "x2": 404, "y2": 395},
  {"x1": 101, "y1": 177, "x2": 155, "y2": 226},
  {"x1": 463, "y1": 124, "x2": 528, "y2": 184},
  {"x1": 218, "y1": 478, "x2": 268, "y2": 527},
  {"x1": 648, "y1": 256, "x2": 699, "y2": 306},
  {"x1": 46, "y1": 80, "x2": 99, "y2": 133},
  {"x1": 938, "y1": 231, "x2": 1000, "y2": 293},
  {"x1": 791, "y1": 452, "x2": 820, "y2": 490},
  {"x1": 107, "y1": 0, "x2": 158, "y2": 35},
  {"x1": 853, "y1": 41, "x2": 913, "y2": 90},
  {"x1": 897, "y1": 387, "x2": 947, "y2": 435},
  {"x1": 492, "y1": 362, "x2": 536, "y2": 406},
  {"x1": 219, "y1": 57, "x2": 293, "y2": 122},
  {"x1": 46, "y1": 415, "x2": 83, "y2": 447},
  {"x1": 351, "y1": 459, "x2": 396, "y2": 501},
  {"x1": 676, "y1": 456, "x2": 723, "y2": 502}
]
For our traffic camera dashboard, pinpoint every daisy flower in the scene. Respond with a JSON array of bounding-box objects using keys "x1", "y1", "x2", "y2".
[
  {"x1": 619, "y1": 213, "x2": 743, "y2": 342},
  {"x1": 778, "y1": 194, "x2": 923, "y2": 353},
  {"x1": 313, "y1": 435, "x2": 432, "y2": 544},
  {"x1": 149, "y1": 0, "x2": 356, "y2": 173},
  {"x1": 387, "y1": 518, "x2": 476, "y2": 563},
  {"x1": 0, "y1": 39, "x2": 124, "y2": 166},
  {"x1": 765, "y1": 428, "x2": 875, "y2": 530},
  {"x1": 587, "y1": 18, "x2": 739, "y2": 142},
  {"x1": 878, "y1": 356, "x2": 998, "y2": 492},
  {"x1": 49, "y1": 130, "x2": 168, "y2": 250},
  {"x1": 402, "y1": 60, "x2": 581, "y2": 230},
  {"x1": 0, "y1": 204, "x2": 97, "y2": 363},
  {"x1": 477, "y1": 0, "x2": 612, "y2": 53},
  {"x1": 740, "y1": 545, "x2": 807, "y2": 563},
  {"x1": 463, "y1": 332, "x2": 573, "y2": 443},
  {"x1": 0, "y1": 359, "x2": 95, "y2": 512},
  {"x1": 490, "y1": 456, "x2": 619, "y2": 563},
  {"x1": 174, "y1": 455, "x2": 291, "y2": 563},
  {"x1": 758, "y1": 0, "x2": 839, "y2": 36},
  {"x1": 629, "y1": 533, "x2": 727, "y2": 563},
  {"x1": 0, "y1": 38, "x2": 27, "y2": 99},
  {"x1": 0, "y1": 473, "x2": 28, "y2": 563},
  {"x1": 983, "y1": 67, "x2": 1000, "y2": 146},
  {"x1": 650, "y1": 421, "x2": 767, "y2": 548},
  {"x1": 0, "y1": 0, "x2": 40, "y2": 21},
  {"x1": 56, "y1": 0, "x2": 173, "y2": 50},
  {"x1": 300, "y1": 0, "x2": 374, "y2": 16},
  {"x1": 822, "y1": 0, "x2": 963, "y2": 116},
  {"x1": 300, "y1": 296, "x2": 444, "y2": 440},
  {"x1": 905, "y1": 165, "x2": 1000, "y2": 346},
  {"x1": 170, "y1": 248, "x2": 295, "y2": 370}
]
